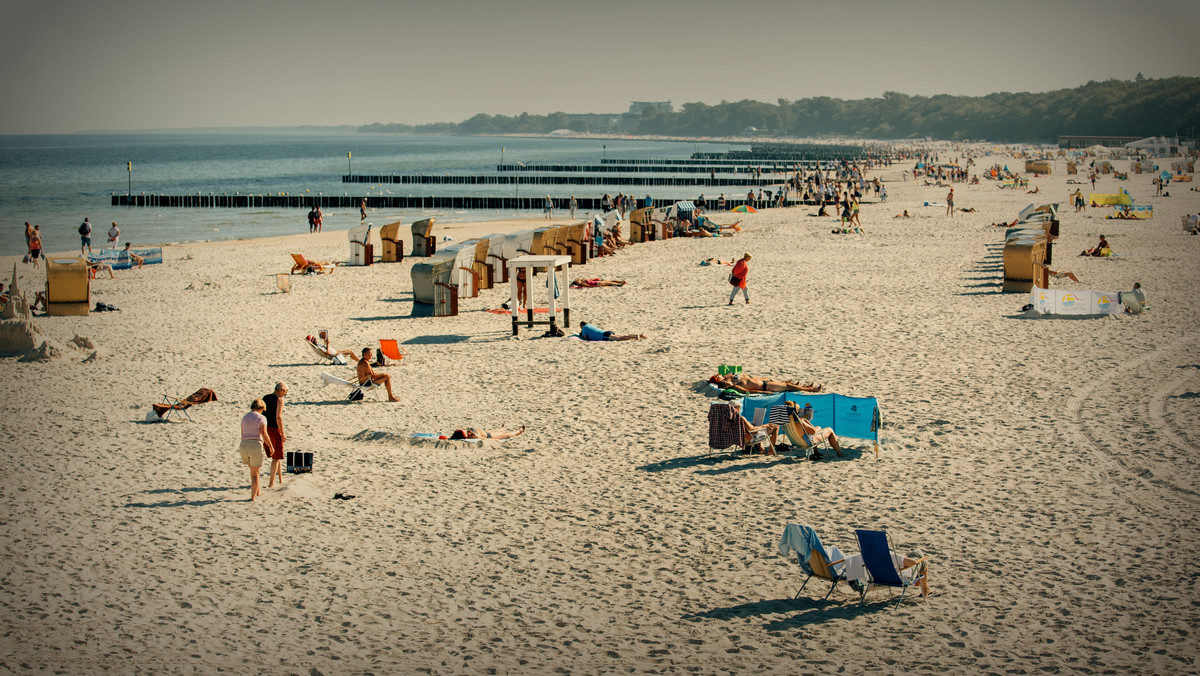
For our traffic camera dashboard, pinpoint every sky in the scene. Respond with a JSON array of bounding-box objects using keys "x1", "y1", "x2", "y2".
[{"x1": 1, "y1": 0, "x2": 1197, "y2": 134}]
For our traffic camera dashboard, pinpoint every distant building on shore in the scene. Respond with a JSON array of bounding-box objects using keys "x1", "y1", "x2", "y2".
[
  {"x1": 1057, "y1": 134, "x2": 1143, "y2": 149},
  {"x1": 627, "y1": 101, "x2": 673, "y2": 116},
  {"x1": 1123, "y1": 136, "x2": 1192, "y2": 157}
]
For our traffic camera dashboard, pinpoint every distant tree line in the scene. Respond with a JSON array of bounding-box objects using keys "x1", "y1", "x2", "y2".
[{"x1": 358, "y1": 77, "x2": 1200, "y2": 143}]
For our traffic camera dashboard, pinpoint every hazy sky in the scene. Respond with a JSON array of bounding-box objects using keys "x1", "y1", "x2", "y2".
[{"x1": 1, "y1": 0, "x2": 1197, "y2": 134}]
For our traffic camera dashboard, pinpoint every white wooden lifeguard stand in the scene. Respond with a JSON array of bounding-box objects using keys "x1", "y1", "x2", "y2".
[{"x1": 506, "y1": 255, "x2": 572, "y2": 336}]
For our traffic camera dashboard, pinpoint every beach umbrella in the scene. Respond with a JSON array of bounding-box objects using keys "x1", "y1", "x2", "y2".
[{"x1": 732, "y1": 205, "x2": 757, "y2": 213}]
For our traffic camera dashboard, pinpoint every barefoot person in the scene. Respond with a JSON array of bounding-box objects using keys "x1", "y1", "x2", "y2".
[
  {"x1": 262, "y1": 382, "x2": 287, "y2": 488},
  {"x1": 449, "y1": 425, "x2": 526, "y2": 440},
  {"x1": 786, "y1": 401, "x2": 842, "y2": 456},
  {"x1": 710, "y1": 373, "x2": 822, "y2": 393},
  {"x1": 123, "y1": 242, "x2": 144, "y2": 269},
  {"x1": 239, "y1": 399, "x2": 274, "y2": 502},
  {"x1": 728, "y1": 253, "x2": 751, "y2": 305},
  {"x1": 578, "y1": 320, "x2": 646, "y2": 341},
  {"x1": 356, "y1": 347, "x2": 400, "y2": 401}
]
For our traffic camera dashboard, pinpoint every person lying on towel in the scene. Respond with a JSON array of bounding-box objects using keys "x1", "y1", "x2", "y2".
[
  {"x1": 449, "y1": 425, "x2": 526, "y2": 440},
  {"x1": 709, "y1": 373, "x2": 822, "y2": 393},
  {"x1": 571, "y1": 278, "x2": 626, "y2": 288},
  {"x1": 578, "y1": 321, "x2": 645, "y2": 342}
]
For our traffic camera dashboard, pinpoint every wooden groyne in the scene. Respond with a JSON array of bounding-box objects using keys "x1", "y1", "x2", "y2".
[
  {"x1": 341, "y1": 174, "x2": 775, "y2": 187},
  {"x1": 494, "y1": 164, "x2": 787, "y2": 174},
  {"x1": 112, "y1": 194, "x2": 818, "y2": 210},
  {"x1": 600, "y1": 158, "x2": 828, "y2": 167}
]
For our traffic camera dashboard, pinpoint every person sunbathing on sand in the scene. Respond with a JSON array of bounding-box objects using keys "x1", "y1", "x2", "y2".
[
  {"x1": 307, "y1": 334, "x2": 357, "y2": 361},
  {"x1": 894, "y1": 210, "x2": 911, "y2": 218},
  {"x1": 710, "y1": 374, "x2": 822, "y2": 393},
  {"x1": 355, "y1": 347, "x2": 400, "y2": 402},
  {"x1": 1040, "y1": 263, "x2": 1081, "y2": 283},
  {"x1": 123, "y1": 242, "x2": 144, "y2": 269},
  {"x1": 738, "y1": 415, "x2": 779, "y2": 455},
  {"x1": 578, "y1": 321, "x2": 645, "y2": 341},
  {"x1": 572, "y1": 278, "x2": 626, "y2": 287},
  {"x1": 449, "y1": 425, "x2": 526, "y2": 440},
  {"x1": 785, "y1": 401, "x2": 842, "y2": 456}
]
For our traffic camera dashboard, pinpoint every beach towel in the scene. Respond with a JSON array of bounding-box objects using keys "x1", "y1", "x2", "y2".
[
  {"x1": 778, "y1": 524, "x2": 848, "y2": 577},
  {"x1": 487, "y1": 307, "x2": 549, "y2": 315},
  {"x1": 707, "y1": 402, "x2": 741, "y2": 449}
]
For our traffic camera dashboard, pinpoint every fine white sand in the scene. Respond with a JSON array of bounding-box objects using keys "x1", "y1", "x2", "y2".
[{"x1": 2, "y1": 149, "x2": 1199, "y2": 673}]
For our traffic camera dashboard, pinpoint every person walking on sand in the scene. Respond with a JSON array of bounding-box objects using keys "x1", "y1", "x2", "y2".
[
  {"x1": 946, "y1": 189, "x2": 955, "y2": 218},
  {"x1": 356, "y1": 347, "x2": 400, "y2": 401},
  {"x1": 239, "y1": 399, "x2": 274, "y2": 502},
  {"x1": 569, "y1": 195, "x2": 577, "y2": 219},
  {"x1": 27, "y1": 225, "x2": 42, "y2": 268},
  {"x1": 79, "y1": 218, "x2": 93, "y2": 256},
  {"x1": 314, "y1": 205, "x2": 323, "y2": 233},
  {"x1": 307, "y1": 207, "x2": 317, "y2": 234},
  {"x1": 544, "y1": 195, "x2": 553, "y2": 219},
  {"x1": 107, "y1": 222, "x2": 120, "y2": 249},
  {"x1": 262, "y1": 382, "x2": 288, "y2": 489},
  {"x1": 360, "y1": 198, "x2": 367, "y2": 222},
  {"x1": 728, "y1": 252, "x2": 751, "y2": 305}
]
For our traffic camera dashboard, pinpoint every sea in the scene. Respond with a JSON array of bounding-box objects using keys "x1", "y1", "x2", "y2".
[{"x1": 0, "y1": 132, "x2": 742, "y2": 257}]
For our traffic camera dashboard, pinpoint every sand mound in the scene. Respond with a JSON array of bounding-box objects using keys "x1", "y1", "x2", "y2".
[
  {"x1": 0, "y1": 318, "x2": 42, "y2": 356},
  {"x1": 19, "y1": 339, "x2": 64, "y2": 362}
]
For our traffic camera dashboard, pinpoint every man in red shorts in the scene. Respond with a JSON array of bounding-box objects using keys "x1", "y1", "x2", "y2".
[{"x1": 262, "y1": 382, "x2": 288, "y2": 487}]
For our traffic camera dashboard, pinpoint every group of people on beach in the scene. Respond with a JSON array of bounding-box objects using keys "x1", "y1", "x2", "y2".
[
  {"x1": 306, "y1": 206, "x2": 324, "y2": 233},
  {"x1": 20, "y1": 218, "x2": 124, "y2": 271}
]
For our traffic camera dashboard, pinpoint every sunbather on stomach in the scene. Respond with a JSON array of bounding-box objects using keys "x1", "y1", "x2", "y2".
[{"x1": 449, "y1": 425, "x2": 526, "y2": 440}]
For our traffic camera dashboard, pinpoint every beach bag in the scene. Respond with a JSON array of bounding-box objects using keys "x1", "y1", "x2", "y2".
[
  {"x1": 347, "y1": 388, "x2": 364, "y2": 401},
  {"x1": 728, "y1": 274, "x2": 739, "y2": 286}
]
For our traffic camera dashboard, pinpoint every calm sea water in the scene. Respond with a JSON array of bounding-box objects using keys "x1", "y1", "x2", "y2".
[{"x1": 0, "y1": 133, "x2": 739, "y2": 257}]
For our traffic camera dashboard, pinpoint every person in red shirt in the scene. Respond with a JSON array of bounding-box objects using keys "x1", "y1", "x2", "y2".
[{"x1": 728, "y1": 253, "x2": 751, "y2": 305}]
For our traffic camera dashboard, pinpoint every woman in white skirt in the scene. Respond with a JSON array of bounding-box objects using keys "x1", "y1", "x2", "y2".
[{"x1": 239, "y1": 399, "x2": 275, "y2": 501}]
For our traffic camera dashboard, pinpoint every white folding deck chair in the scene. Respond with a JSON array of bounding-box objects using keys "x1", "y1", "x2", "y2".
[
  {"x1": 320, "y1": 371, "x2": 381, "y2": 401},
  {"x1": 307, "y1": 339, "x2": 346, "y2": 365}
]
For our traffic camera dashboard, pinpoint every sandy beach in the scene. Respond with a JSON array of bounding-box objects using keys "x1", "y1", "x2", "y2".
[{"x1": 2, "y1": 150, "x2": 1199, "y2": 673}]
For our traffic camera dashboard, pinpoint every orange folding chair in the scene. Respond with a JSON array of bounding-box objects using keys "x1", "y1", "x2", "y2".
[{"x1": 378, "y1": 339, "x2": 409, "y2": 364}]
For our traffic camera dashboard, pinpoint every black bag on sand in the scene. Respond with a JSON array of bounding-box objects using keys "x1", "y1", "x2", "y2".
[
  {"x1": 286, "y1": 451, "x2": 313, "y2": 473},
  {"x1": 348, "y1": 388, "x2": 364, "y2": 401}
]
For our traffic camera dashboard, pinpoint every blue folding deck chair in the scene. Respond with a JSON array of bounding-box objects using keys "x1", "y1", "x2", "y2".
[
  {"x1": 779, "y1": 524, "x2": 848, "y2": 600},
  {"x1": 855, "y1": 529, "x2": 930, "y2": 606}
]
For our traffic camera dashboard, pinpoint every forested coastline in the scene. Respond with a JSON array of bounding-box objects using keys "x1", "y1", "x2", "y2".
[{"x1": 359, "y1": 77, "x2": 1199, "y2": 143}]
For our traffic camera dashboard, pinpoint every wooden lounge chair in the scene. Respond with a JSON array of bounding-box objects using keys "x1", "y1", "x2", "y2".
[{"x1": 290, "y1": 253, "x2": 334, "y2": 274}]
